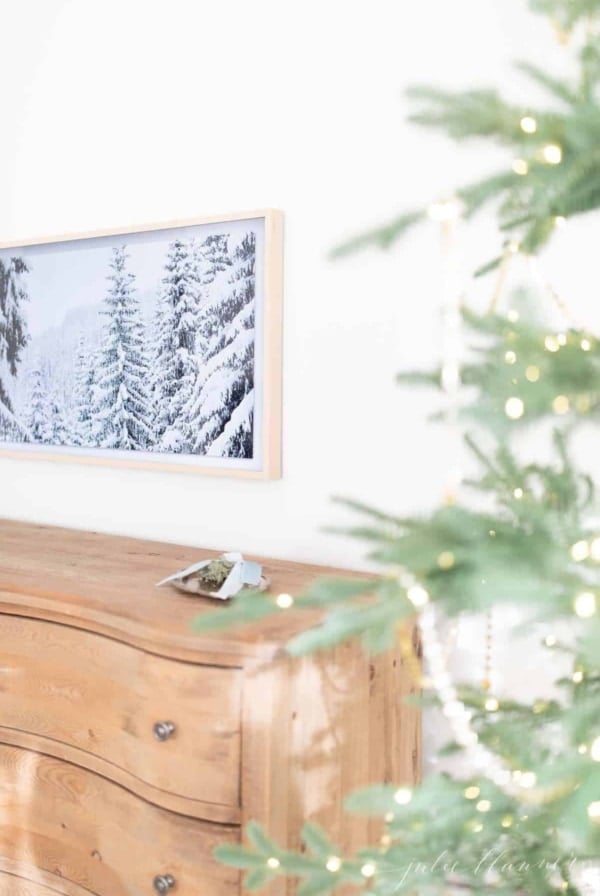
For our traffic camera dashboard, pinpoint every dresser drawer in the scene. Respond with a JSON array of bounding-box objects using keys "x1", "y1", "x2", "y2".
[
  {"x1": 0, "y1": 873, "x2": 61, "y2": 896},
  {"x1": 0, "y1": 866, "x2": 89, "y2": 896},
  {"x1": 0, "y1": 616, "x2": 241, "y2": 818},
  {"x1": 0, "y1": 744, "x2": 239, "y2": 896}
]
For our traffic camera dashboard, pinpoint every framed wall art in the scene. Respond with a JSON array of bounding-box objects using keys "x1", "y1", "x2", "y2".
[{"x1": 0, "y1": 210, "x2": 282, "y2": 479}]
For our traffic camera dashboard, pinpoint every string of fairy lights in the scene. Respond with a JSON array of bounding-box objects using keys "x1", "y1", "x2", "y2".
[
  {"x1": 261, "y1": 102, "x2": 600, "y2": 883},
  {"x1": 417, "y1": 146, "x2": 600, "y2": 828}
]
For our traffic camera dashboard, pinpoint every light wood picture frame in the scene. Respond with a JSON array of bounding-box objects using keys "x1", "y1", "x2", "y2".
[{"x1": 0, "y1": 210, "x2": 283, "y2": 479}]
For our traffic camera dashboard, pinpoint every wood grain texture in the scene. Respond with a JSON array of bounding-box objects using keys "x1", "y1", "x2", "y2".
[
  {"x1": 0, "y1": 209, "x2": 283, "y2": 481},
  {"x1": 0, "y1": 744, "x2": 239, "y2": 896},
  {"x1": 0, "y1": 728, "x2": 239, "y2": 825},
  {"x1": 0, "y1": 864, "x2": 88, "y2": 896},
  {"x1": 0, "y1": 876, "x2": 56, "y2": 896},
  {"x1": 0, "y1": 521, "x2": 421, "y2": 896},
  {"x1": 0, "y1": 873, "x2": 61, "y2": 896},
  {"x1": 0, "y1": 615, "x2": 241, "y2": 821},
  {"x1": 0, "y1": 521, "x2": 369, "y2": 664},
  {"x1": 241, "y1": 641, "x2": 421, "y2": 896}
]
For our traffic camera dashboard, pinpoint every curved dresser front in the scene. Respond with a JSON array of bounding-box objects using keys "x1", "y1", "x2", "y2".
[{"x1": 0, "y1": 520, "x2": 421, "y2": 895}]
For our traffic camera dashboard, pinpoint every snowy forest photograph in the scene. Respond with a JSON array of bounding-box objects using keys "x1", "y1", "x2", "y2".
[{"x1": 0, "y1": 214, "x2": 279, "y2": 475}]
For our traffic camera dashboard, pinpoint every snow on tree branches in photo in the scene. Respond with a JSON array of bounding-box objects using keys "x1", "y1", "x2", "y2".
[
  {"x1": 185, "y1": 233, "x2": 256, "y2": 458},
  {"x1": 0, "y1": 257, "x2": 31, "y2": 441},
  {"x1": 0, "y1": 229, "x2": 259, "y2": 460},
  {"x1": 92, "y1": 247, "x2": 154, "y2": 451}
]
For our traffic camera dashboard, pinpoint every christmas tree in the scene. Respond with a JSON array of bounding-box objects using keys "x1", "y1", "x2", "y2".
[
  {"x1": 71, "y1": 334, "x2": 96, "y2": 447},
  {"x1": 196, "y1": 2, "x2": 600, "y2": 894},
  {"x1": 191, "y1": 233, "x2": 232, "y2": 359},
  {"x1": 92, "y1": 247, "x2": 154, "y2": 451},
  {"x1": 43, "y1": 392, "x2": 69, "y2": 447},
  {"x1": 186, "y1": 232, "x2": 256, "y2": 458},
  {"x1": 152, "y1": 239, "x2": 202, "y2": 453},
  {"x1": 24, "y1": 362, "x2": 50, "y2": 443},
  {"x1": 0, "y1": 256, "x2": 30, "y2": 440}
]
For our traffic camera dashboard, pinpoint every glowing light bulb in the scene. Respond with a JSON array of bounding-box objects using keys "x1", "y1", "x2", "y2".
[
  {"x1": 544, "y1": 634, "x2": 557, "y2": 647},
  {"x1": 394, "y1": 787, "x2": 412, "y2": 805},
  {"x1": 276, "y1": 593, "x2": 294, "y2": 609},
  {"x1": 477, "y1": 799, "x2": 492, "y2": 813},
  {"x1": 581, "y1": 338, "x2": 592, "y2": 351},
  {"x1": 464, "y1": 786, "x2": 480, "y2": 800},
  {"x1": 501, "y1": 815, "x2": 513, "y2": 828},
  {"x1": 571, "y1": 541, "x2": 590, "y2": 562},
  {"x1": 542, "y1": 144, "x2": 563, "y2": 164},
  {"x1": 485, "y1": 697, "x2": 499, "y2": 712},
  {"x1": 520, "y1": 116, "x2": 537, "y2": 134},
  {"x1": 407, "y1": 584, "x2": 429, "y2": 608},
  {"x1": 512, "y1": 159, "x2": 529, "y2": 175},
  {"x1": 505, "y1": 350, "x2": 517, "y2": 365},
  {"x1": 437, "y1": 551, "x2": 455, "y2": 570},
  {"x1": 326, "y1": 856, "x2": 342, "y2": 873},
  {"x1": 525, "y1": 365, "x2": 540, "y2": 382},
  {"x1": 505, "y1": 397, "x2": 524, "y2": 419},
  {"x1": 507, "y1": 309, "x2": 519, "y2": 322},
  {"x1": 578, "y1": 744, "x2": 588, "y2": 755},
  {"x1": 507, "y1": 240, "x2": 520, "y2": 254},
  {"x1": 513, "y1": 488, "x2": 524, "y2": 499},
  {"x1": 545, "y1": 335, "x2": 560, "y2": 352},
  {"x1": 520, "y1": 771, "x2": 537, "y2": 788},
  {"x1": 554, "y1": 215, "x2": 567, "y2": 228},
  {"x1": 557, "y1": 333, "x2": 568, "y2": 346},
  {"x1": 553, "y1": 395, "x2": 570, "y2": 415},
  {"x1": 427, "y1": 197, "x2": 462, "y2": 222},
  {"x1": 591, "y1": 737, "x2": 600, "y2": 761},
  {"x1": 267, "y1": 858, "x2": 280, "y2": 869},
  {"x1": 587, "y1": 801, "x2": 600, "y2": 822},
  {"x1": 361, "y1": 863, "x2": 376, "y2": 879},
  {"x1": 573, "y1": 670, "x2": 584, "y2": 684},
  {"x1": 441, "y1": 362, "x2": 461, "y2": 391},
  {"x1": 574, "y1": 591, "x2": 596, "y2": 618}
]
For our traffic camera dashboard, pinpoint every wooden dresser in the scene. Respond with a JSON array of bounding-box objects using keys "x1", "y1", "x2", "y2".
[{"x1": 0, "y1": 520, "x2": 420, "y2": 896}]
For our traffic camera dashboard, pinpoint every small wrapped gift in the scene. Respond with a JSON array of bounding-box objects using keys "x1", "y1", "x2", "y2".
[{"x1": 156, "y1": 552, "x2": 268, "y2": 599}]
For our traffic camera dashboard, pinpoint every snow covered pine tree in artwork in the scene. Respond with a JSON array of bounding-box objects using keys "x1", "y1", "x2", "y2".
[
  {"x1": 24, "y1": 362, "x2": 50, "y2": 443},
  {"x1": 0, "y1": 257, "x2": 30, "y2": 439},
  {"x1": 0, "y1": 228, "x2": 261, "y2": 462},
  {"x1": 152, "y1": 239, "x2": 203, "y2": 453},
  {"x1": 185, "y1": 232, "x2": 257, "y2": 458},
  {"x1": 71, "y1": 335, "x2": 96, "y2": 447},
  {"x1": 196, "y1": 234, "x2": 232, "y2": 289},
  {"x1": 44, "y1": 393, "x2": 68, "y2": 446},
  {"x1": 92, "y1": 247, "x2": 154, "y2": 450}
]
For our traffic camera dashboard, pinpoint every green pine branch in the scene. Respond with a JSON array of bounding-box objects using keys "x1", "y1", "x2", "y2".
[
  {"x1": 529, "y1": 0, "x2": 600, "y2": 28},
  {"x1": 331, "y1": 37, "x2": 600, "y2": 269},
  {"x1": 192, "y1": 1, "x2": 600, "y2": 890}
]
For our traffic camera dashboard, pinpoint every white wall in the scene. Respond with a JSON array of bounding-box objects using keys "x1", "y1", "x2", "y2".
[{"x1": 1, "y1": 0, "x2": 599, "y2": 569}]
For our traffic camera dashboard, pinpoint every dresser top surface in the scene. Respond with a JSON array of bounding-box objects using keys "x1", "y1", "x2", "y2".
[{"x1": 0, "y1": 520, "x2": 362, "y2": 665}]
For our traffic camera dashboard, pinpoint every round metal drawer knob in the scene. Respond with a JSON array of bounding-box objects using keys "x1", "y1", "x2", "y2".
[
  {"x1": 153, "y1": 721, "x2": 176, "y2": 742},
  {"x1": 153, "y1": 874, "x2": 175, "y2": 894}
]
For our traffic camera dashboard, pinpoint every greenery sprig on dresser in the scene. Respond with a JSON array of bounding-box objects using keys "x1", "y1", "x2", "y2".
[{"x1": 194, "y1": 0, "x2": 600, "y2": 893}]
